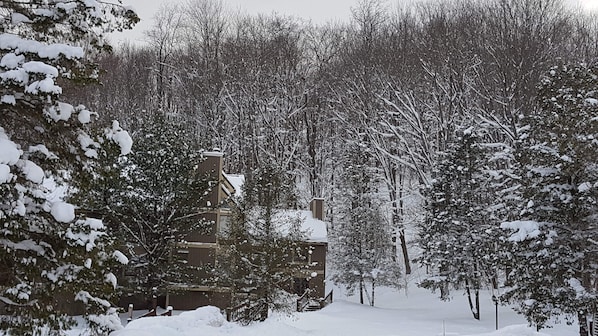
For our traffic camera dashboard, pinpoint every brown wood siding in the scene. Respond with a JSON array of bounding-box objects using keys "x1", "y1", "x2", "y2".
[
  {"x1": 186, "y1": 247, "x2": 215, "y2": 267},
  {"x1": 200, "y1": 155, "x2": 222, "y2": 208},
  {"x1": 310, "y1": 198, "x2": 325, "y2": 220},
  {"x1": 309, "y1": 273, "x2": 325, "y2": 298},
  {"x1": 200, "y1": 155, "x2": 222, "y2": 179},
  {"x1": 185, "y1": 212, "x2": 217, "y2": 243},
  {"x1": 310, "y1": 244, "x2": 326, "y2": 270},
  {"x1": 53, "y1": 291, "x2": 85, "y2": 315},
  {"x1": 286, "y1": 274, "x2": 325, "y2": 299},
  {"x1": 168, "y1": 291, "x2": 231, "y2": 310}
]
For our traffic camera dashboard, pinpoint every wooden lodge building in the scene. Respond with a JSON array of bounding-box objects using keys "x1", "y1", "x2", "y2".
[{"x1": 164, "y1": 151, "x2": 328, "y2": 311}]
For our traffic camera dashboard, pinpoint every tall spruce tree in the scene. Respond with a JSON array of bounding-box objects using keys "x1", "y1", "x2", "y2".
[
  {"x1": 0, "y1": 1, "x2": 138, "y2": 334},
  {"x1": 419, "y1": 127, "x2": 499, "y2": 320},
  {"x1": 501, "y1": 63, "x2": 598, "y2": 335}
]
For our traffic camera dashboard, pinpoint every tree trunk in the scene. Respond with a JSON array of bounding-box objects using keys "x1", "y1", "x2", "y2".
[
  {"x1": 359, "y1": 278, "x2": 364, "y2": 305},
  {"x1": 465, "y1": 279, "x2": 480, "y2": 320},
  {"x1": 439, "y1": 266, "x2": 450, "y2": 300},
  {"x1": 398, "y1": 227, "x2": 411, "y2": 275},
  {"x1": 371, "y1": 278, "x2": 375, "y2": 307},
  {"x1": 388, "y1": 166, "x2": 411, "y2": 275},
  {"x1": 475, "y1": 288, "x2": 480, "y2": 321},
  {"x1": 397, "y1": 169, "x2": 411, "y2": 275},
  {"x1": 593, "y1": 309, "x2": 598, "y2": 336},
  {"x1": 303, "y1": 100, "x2": 321, "y2": 199}
]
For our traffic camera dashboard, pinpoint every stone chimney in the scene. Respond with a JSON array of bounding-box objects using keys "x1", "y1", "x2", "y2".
[{"x1": 310, "y1": 198, "x2": 325, "y2": 221}]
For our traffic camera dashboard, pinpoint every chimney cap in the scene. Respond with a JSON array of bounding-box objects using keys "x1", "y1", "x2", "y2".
[{"x1": 203, "y1": 150, "x2": 224, "y2": 157}]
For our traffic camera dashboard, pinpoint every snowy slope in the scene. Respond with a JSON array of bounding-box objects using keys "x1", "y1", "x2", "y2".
[{"x1": 108, "y1": 286, "x2": 578, "y2": 336}]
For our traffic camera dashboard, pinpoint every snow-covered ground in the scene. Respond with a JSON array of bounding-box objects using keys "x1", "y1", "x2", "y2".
[{"x1": 105, "y1": 285, "x2": 578, "y2": 336}]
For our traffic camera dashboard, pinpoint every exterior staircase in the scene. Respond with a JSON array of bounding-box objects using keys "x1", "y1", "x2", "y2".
[
  {"x1": 304, "y1": 300, "x2": 322, "y2": 312},
  {"x1": 297, "y1": 290, "x2": 333, "y2": 312}
]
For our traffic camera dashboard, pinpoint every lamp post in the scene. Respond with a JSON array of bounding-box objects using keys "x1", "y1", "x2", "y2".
[{"x1": 492, "y1": 295, "x2": 498, "y2": 330}]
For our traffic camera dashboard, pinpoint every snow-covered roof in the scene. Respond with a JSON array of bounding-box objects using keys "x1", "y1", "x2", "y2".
[
  {"x1": 223, "y1": 172, "x2": 244, "y2": 198},
  {"x1": 298, "y1": 210, "x2": 328, "y2": 243},
  {"x1": 218, "y1": 169, "x2": 326, "y2": 243},
  {"x1": 279, "y1": 210, "x2": 328, "y2": 244}
]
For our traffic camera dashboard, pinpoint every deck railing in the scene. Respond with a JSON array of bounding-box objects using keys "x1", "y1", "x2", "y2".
[
  {"x1": 127, "y1": 304, "x2": 173, "y2": 322},
  {"x1": 296, "y1": 290, "x2": 310, "y2": 312},
  {"x1": 297, "y1": 289, "x2": 333, "y2": 312},
  {"x1": 225, "y1": 300, "x2": 267, "y2": 324},
  {"x1": 320, "y1": 289, "x2": 333, "y2": 308}
]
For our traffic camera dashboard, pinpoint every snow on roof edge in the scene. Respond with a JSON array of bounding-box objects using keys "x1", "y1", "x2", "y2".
[
  {"x1": 203, "y1": 151, "x2": 224, "y2": 157},
  {"x1": 278, "y1": 210, "x2": 328, "y2": 244},
  {"x1": 223, "y1": 172, "x2": 245, "y2": 198}
]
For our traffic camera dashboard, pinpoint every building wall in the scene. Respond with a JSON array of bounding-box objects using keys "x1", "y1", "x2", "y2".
[
  {"x1": 286, "y1": 242, "x2": 327, "y2": 299},
  {"x1": 185, "y1": 247, "x2": 215, "y2": 267},
  {"x1": 310, "y1": 198, "x2": 325, "y2": 220},
  {"x1": 169, "y1": 152, "x2": 233, "y2": 311},
  {"x1": 185, "y1": 212, "x2": 217, "y2": 243},
  {"x1": 308, "y1": 243, "x2": 327, "y2": 298},
  {"x1": 171, "y1": 153, "x2": 329, "y2": 310},
  {"x1": 199, "y1": 154, "x2": 223, "y2": 208},
  {"x1": 310, "y1": 244, "x2": 326, "y2": 271},
  {"x1": 168, "y1": 290, "x2": 231, "y2": 310},
  {"x1": 308, "y1": 273, "x2": 325, "y2": 298}
]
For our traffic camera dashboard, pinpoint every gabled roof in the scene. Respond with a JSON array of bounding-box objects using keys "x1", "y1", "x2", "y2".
[
  {"x1": 222, "y1": 172, "x2": 244, "y2": 198},
  {"x1": 295, "y1": 210, "x2": 328, "y2": 243},
  {"x1": 277, "y1": 210, "x2": 328, "y2": 244},
  {"x1": 220, "y1": 171, "x2": 327, "y2": 243}
]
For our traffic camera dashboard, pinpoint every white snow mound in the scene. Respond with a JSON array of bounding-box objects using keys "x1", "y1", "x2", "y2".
[
  {"x1": 113, "y1": 306, "x2": 227, "y2": 336},
  {"x1": 466, "y1": 324, "x2": 552, "y2": 336}
]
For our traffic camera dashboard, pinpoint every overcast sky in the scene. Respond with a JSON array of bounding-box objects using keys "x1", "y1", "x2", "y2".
[
  {"x1": 110, "y1": 0, "x2": 362, "y2": 45},
  {"x1": 110, "y1": 0, "x2": 598, "y2": 46}
]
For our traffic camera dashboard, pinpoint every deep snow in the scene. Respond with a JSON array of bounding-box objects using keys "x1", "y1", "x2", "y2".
[{"x1": 107, "y1": 285, "x2": 578, "y2": 336}]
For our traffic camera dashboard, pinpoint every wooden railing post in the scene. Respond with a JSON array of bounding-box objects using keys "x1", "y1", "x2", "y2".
[
  {"x1": 160, "y1": 306, "x2": 173, "y2": 316},
  {"x1": 296, "y1": 289, "x2": 310, "y2": 312},
  {"x1": 127, "y1": 304, "x2": 133, "y2": 323},
  {"x1": 320, "y1": 289, "x2": 333, "y2": 308}
]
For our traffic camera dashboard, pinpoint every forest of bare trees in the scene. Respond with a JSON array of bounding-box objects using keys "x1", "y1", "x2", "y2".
[{"x1": 64, "y1": 0, "x2": 598, "y2": 334}]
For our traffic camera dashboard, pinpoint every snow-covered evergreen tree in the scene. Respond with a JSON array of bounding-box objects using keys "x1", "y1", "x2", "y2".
[
  {"x1": 332, "y1": 146, "x2": 401, "y2": 306},
  {"x1": 219, "y1": 163, "x2": 307, "y2": 322},
  {"x1": 419, "y1": 127, "x2": 501, "y2": 320},
  {"x1": 501, "y1": 63, "x2": 598, "y2": 335},
  {"x1": 0, "y1": 1, "x2": 138, "y2": 334},
  {"x1": 88, "y1": 113, "x2": 215, "y2": 306}
]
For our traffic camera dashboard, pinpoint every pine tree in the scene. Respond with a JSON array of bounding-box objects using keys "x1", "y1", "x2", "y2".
[
  {"x1": 0, "y1": 1, "x2": 138, "y2": 334},
  {"x1": 419, "y1": 127, "x2": 500, "y2": 320},
  {"x1": 90, "y1": 113, "x2": 215, "y2": 306},
  {"x1": 501, "y1": 63, "x2": 598, "y2": 335},
  {"x1": 219, "y1": 162, "x2": 307, "y2": 322}
]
